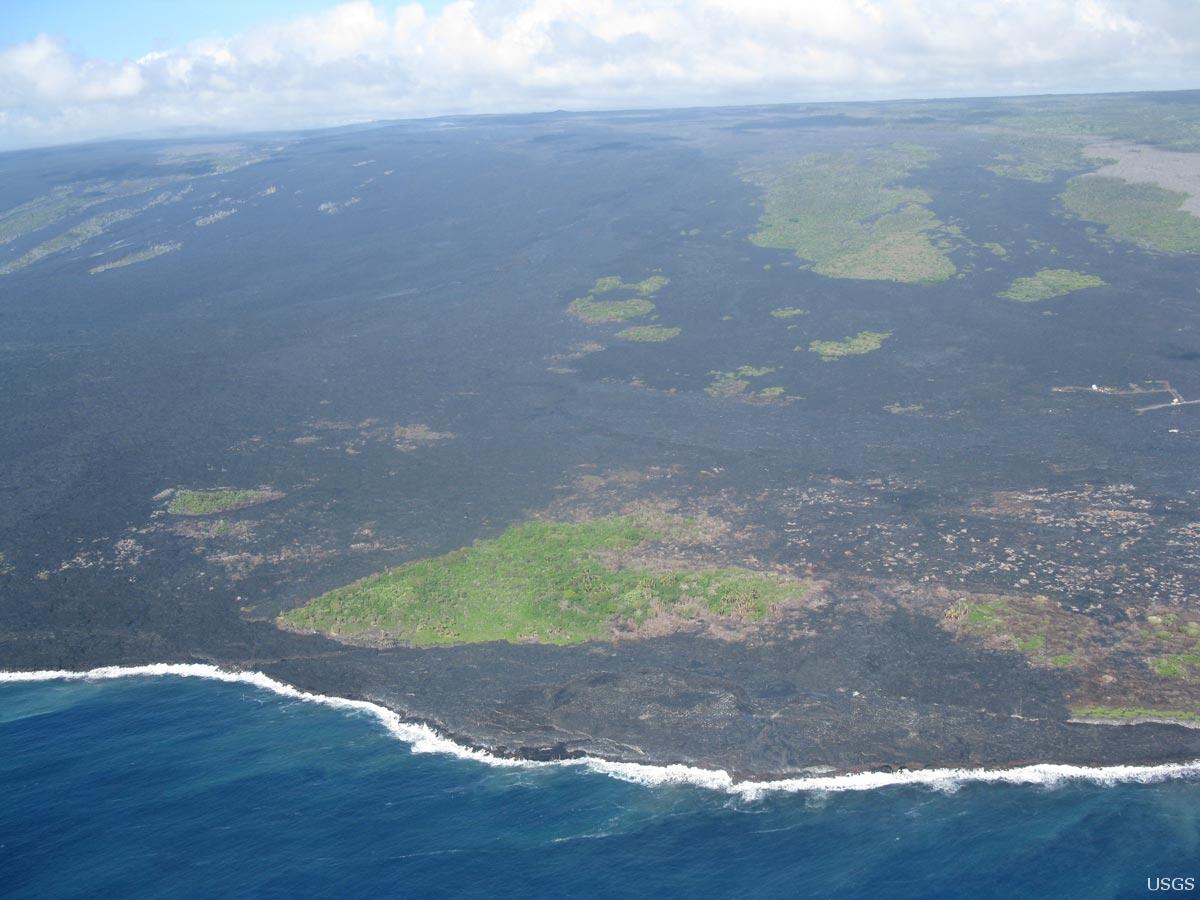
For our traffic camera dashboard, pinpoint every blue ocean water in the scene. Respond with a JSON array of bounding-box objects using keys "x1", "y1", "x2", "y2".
[{"x1": 1, "y1": 678, "x2": 1198, "y2": 898}]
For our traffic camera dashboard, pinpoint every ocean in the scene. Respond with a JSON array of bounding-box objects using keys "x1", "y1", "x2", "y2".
[{"x1": 2, "y1": 674, "x2": 1198, "y2": 898}]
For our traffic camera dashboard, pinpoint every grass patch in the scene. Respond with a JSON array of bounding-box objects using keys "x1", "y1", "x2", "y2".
[
  {"x1": 994, "y1": 96, "x2": 1200, "y2": 152},
  {"x1": 568, "y1": 297, "x2": 655, "y2": 323},
  {"x1": 0, "y1": 190, "x2": 100, "y2": 247},
  {"x1": 983, "y1": 242, "x2": 1008, "y2": 257},
  {"x1": 617, "y1": 325, "x2": 680, "y2": 343},
  {"x1": 1150, "y1": 650, "x2": 1200, "y2": 680},
  {"x1": 591, "y1": 275, "x2": 669, "y2": 296},
  {"x1": 1, "y1": 208, "x2": 139, "y2": 275},
  {"x1": 707, "y1": 373, "x2": 751, "y2": 398},
  {"x1": 1071, "y1": 706, "x2": 1200, "y2": 723},
  {"x1": 0, "y1": 153, "x2": 260, "y2": 252},
  {"x1": 279, "y1": 517, "x2": 808, "y2": 646},
  {"x1": 1151, "y1": 657, "x2": 1187, "y2": 678},
  {"x1": 1130, "y1": 613, "x2": 1200, "y2": 681},
  {"x1": 1062, "y1": 176, "x2": 1200, "y2": 253},
  {"x1": 706, "y1": 366, "x2": 787, "y2": 403},
  {"x1": 944, "y1": 594, "x2": 1091, "y2": 669},
  {"x1": 746, "y1": 144, "x2": 955, "y2": 283},
  {"x1": 985, "y1": 134, "x2": 1087, "y2": 183},
  {"x1": 966, "y1": 602, "x2": 1000, "y2": 627},
  {"x1": 770, "y1": 307, "x2": 808, "y2": 318},
  {"x1": 998, "y1": 268, "x2": 1105, "y2": 302},
  {"x1": 90, "y1": 241, "x2": 182, "y2": 274},
  {"x1": 0, "y1": 187, "x2": 185, "y2": 275},
  {"x1": 168, "y1": 488, "x2": 281, "y2": 516},
  {"x1": 807, "y1": 331, "x2": 891, "y2": 361},
  {"x1": 572, "y1": 276, "x2": 669, "y2": 327},
  {"x1": 1017, "y1": 634, "x2": 1046, "y2": 653}
]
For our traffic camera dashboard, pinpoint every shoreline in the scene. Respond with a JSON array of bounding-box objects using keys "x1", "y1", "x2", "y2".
[{"x1": 4, "y1": 662, "x2": 1199, "y2": 800}]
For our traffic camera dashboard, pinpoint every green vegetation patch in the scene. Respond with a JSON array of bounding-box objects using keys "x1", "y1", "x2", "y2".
[
  {"x1": 1, "y1": 208, "x2": 139, "y2": 275},
  {"x1": 568, "y1": 296, "x2": 655, "y2": 323},
  {"x1": 617, "y1": 325, "x2": 680, "y2": 343},
  {"x1": 1151, "y1": 657, "x2": 1188, "y2": 679},
  {"x1": 0, "y1": 189, "x2": 100, "y2": 247},
  {"x1": 985, "y1": 134, "x2": 1088, "y2": 183},
  {"x1": 1124, "y1": 611, "x2": 1200, "y2": 682},
  {"x1": 591, "y1": 275, "x2": 669, "y2": 296},
  {"x1": 705, "y1": 366, "x2": 787, "y2": 403},
  {"x1": 704, "y1": 371, "x2": 750, "y2": 399},
  {"x1": 998, "y1": 268, "x2": 1106, "y2": 302},
  {"x1": 770, "y1": 307, "x2": 808, "y2": 318},
  {"x1": 279, "y1": 517, "x2": 809, "y2": 646},
  {"x1": 965, "y1": 601, "x2": 1001, "y2": 627},
  {"x1": 0, "y1": 151, "x2": 260, "y2": 255},
  {"x1": 1016, "y1": 634, "x2": 1046, "y2": 653},
  {"x1": 0, "y1": 173, "x2": 192, "y2": 250},
  {"x1": 807, "y1": 331, "x2": 891, "y2": 361},
  {"x1": 993, "y1": 96, "x2": 1200, "y2": 153},
  {"x1": 1062, "y1": 175, "x2": 1200, "y2": 253},
  {"x1": 944, "y1": 594, "x2": 1094, "y2": 669},
  {"x1": 167, "y1": 488, "x2": 282, "y2": 516},
  {"x1": 1144, "y1": 611, "x2": 1200, "y2": 638},
  {"x1": 0, "y1": 188, "x2": 185, "y2": 275},
  {"x1": 1071, "y1": 706, "x2": 1200, "y2": 723},
  {"x1": 90, "y1": 241, "x2": 182, "y2": 274},
  {"x1": 747, "y1": 144, "x2": 956, "y2": 284},
  {"x1": 1149, "y1": 647, "x2": 1200, "y2": 681}
]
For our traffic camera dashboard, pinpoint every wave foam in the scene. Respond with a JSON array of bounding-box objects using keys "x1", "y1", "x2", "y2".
[{"x1": 4, "y1": 663, "x2": 1199, "y2": 799}]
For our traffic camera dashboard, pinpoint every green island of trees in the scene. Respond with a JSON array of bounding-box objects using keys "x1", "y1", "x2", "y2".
[
  {"x1": 998, "y1": 268, "x2": 1106, "y2": 302},
  {"x1": 1062, "y1": 176, "x2": 1200, "y2": 253},
  {"x1": 569, "y1": 274, "x2": 670, "y2": 324},
  {"x1": 568, "y1": 296, "x2": 655, "y2": 323},
  {"x1": 807, "y1": 331, "x2": 892, "y2": 361},
  {"x1": 617, "y1": 325, "x2": 680, "y2": 342},
  {"x1": 591, "y1": 275, "x2": 669, "y2": 296},
  {"x1": 705, "y1": 366, "x2": 788, "y2": 403},
  {"x1": 167, "y1": 488, "x2": 282, "y2": 516},
  {"x1": 279, "y1": 516, "x2": 809, "y2": 646},
  {"x1": 747, "y1": 144, "x2": 956, "y2": 284}
]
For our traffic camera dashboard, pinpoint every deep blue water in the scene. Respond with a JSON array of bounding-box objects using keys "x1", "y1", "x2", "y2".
[{"x1": 2, "y1": 678, "x2": 1199, "y2": 898}]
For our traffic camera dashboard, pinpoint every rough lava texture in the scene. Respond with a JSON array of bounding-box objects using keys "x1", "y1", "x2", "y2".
[{"x1": 6, "y1": 93, "x2": 1200, "y2": 777}]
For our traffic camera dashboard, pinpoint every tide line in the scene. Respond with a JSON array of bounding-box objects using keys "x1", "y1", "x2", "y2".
[{"x1": 3, "y1": 663, "x2": 1198, "y2": 800}]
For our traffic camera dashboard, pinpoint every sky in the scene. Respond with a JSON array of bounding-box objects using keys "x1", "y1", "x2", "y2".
[
  {"x1": 0, "y1": 1, "x2": 357, "y2": 61},
  {"x1": 1, "y1": 0, "x2": 1199, "y2": 150}
]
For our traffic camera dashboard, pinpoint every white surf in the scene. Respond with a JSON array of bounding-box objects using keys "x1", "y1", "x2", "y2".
[{"x1": 3, "y1": 663, "x2": 1198, "y2": 800}]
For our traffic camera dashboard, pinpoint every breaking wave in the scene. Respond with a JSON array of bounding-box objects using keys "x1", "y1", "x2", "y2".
[{"x1": 4, "y1": 663, "x2": 1198, "y2": 800}]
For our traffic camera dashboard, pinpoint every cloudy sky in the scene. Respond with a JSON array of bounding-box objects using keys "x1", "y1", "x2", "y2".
[{"x1": 2, "y1": 0, "x2": 1199, "y2": 150}]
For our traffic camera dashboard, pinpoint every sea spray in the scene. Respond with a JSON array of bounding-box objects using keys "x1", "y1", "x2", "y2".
[{"x1": 3, "y1": 664, "x2": 1199, "y2": 800}]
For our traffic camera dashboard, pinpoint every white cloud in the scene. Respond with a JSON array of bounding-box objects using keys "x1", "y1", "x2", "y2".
[{"x1": 1, "y1": 0, "x2": 1198, "y2": 149}]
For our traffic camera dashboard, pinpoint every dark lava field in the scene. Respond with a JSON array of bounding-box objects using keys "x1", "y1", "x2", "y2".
[{"x1": 5, "y1": 92, "x2": 1200, "y2": 776}]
